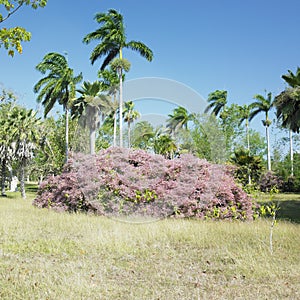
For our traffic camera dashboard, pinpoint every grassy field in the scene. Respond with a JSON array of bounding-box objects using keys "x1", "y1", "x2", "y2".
[
  {"x1": 0, "y1": 189, "x2": 299, "y2": 300},
  {"x1": 258, "y1": 192, "x2": 300, "y2": 224}
]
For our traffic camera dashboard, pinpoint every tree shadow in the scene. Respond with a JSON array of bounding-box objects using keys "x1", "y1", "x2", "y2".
[{"x1": 271, "y1": 200, "x2": 300, "y2": 224}]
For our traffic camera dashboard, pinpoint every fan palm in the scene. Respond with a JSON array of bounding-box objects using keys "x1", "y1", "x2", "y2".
[
  {"x1": 123, "y1": 101, "x2": 140, "y2": 148},
  {"x1": 9, "y1": 106, "x2": 41, "y2": 199},
  {"x1": 249, "y1": 92, "x2": 273, "y2": 171},
  {"x1": 72, "y1": 81, "x2": 111, "y2": 154},
  {"x1": 0, "y1": 101, "x2": 15, "y2": 196},
  {"x1": 34, "y1": 52, "x2": 83, "y2": 161},
  {"x1": 204, "y1": 90, "x2": 228, "y2": 117},
  {"x1": 83, "y1": 9, "x2": 153, "y2": 147}
]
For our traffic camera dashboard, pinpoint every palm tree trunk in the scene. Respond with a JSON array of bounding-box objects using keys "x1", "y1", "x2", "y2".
[
  {"x1": 20, "y1": 160, "x2": 26, "y2": 199},
  {"x1": 90, "y1": 127, "x2": 96, "y2": 155},
  {"x1": 266, "y1": 126, "x2": 271, "y2": 171},
  {"x1": 113, "y1": 110, "x2": 117, "y2": 147},
  {"x1": 118, "y1": 67, "x2": 123, "y2": 147},
  {"x1": 246, "y1": 120, "x2": 250, "y2": 153},
  {"x1": 1, "y1": 160, "x2": 6, "y2": 196},
  {"x1": 128, "y1": 122, "x2": 131, "y2": 148},
  {"x1": 65, "y1": 108, "x2": 69, "y2": 162},
  {"x1": 289, "y1": 129, "x2": 294, "y2": 176}
]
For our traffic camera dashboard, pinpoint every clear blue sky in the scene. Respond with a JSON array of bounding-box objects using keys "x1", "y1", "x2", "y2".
[{"x1": 1, "y1": 0, "x2": 300, "y2": 124}]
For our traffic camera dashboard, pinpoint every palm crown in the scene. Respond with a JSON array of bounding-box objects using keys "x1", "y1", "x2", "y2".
[{"x1": 83, "y1": 9, "x2": 153, "y2": 70}]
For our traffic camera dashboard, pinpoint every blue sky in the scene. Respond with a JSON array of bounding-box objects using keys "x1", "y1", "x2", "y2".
[{"x1": 1, "y1": 0, "x2": 300, "y2": 127}]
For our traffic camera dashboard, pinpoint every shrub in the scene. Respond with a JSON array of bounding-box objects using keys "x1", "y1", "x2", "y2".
[
  {"x1": 33, "y1": 147, "x2": 254, "y2": 220},
  {"x1": 259, "y1": 171, "x2": 283, "y2": 193}
]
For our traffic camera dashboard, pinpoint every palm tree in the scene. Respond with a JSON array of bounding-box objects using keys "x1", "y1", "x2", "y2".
[
  {"x1": 153, "y1": 132, "x2": 177, "y2": 159},
  {"x1": 0, "y1": 101, "x2": 15, "y2": 196},
  {"x1": 249, "y1": 92, "x2": 273, "y2": 171},
  {"x1": 274, "y1": 87, "x2": 300, "y2": 176},
  {"x1": 131, "y1": 121, "x2": 155, "y2": 150},
  {"x1": 166, "y1": 106, "x2": 194, "y2": 136},
  {"x1": 71, "y1": 81, "x2": 111, "y2": 154},
  {"x1": 99, "y1": 68, "x2": 120, "y2": 146},
  {"x1": 274, "y1": 68, "x2": 300, "y2": 176},
  {"x1": 83, "y1": 9, "x2": 153, "y2": 147},
  {"x1": 238, "y1": 104, "x2": 251, "y2": 153},
  {"x1": 34, "y1": 52, "x2": 83, "y2": 161},
  {"x1": 9, "y1": 107, "x2": 41, "y2": 199},
  {"x1": 123, "y1": 101, "x2": 140, "y2": 148},
  {"x1": 204, "y1": 90, "x2": 228, "y2": 117}
]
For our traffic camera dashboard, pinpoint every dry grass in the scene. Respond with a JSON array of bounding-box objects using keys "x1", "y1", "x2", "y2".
[{"x1": 0, "y1": 191, "x2": 299, "y2": 299}]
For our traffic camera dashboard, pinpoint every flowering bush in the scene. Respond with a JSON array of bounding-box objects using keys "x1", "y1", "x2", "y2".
[{"x1": 33, "y1": 147, "x2": 254, "y2": 220}]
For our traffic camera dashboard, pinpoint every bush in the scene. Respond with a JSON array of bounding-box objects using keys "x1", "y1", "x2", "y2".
[
  {"x1": 33, "y1": 147, "x2": 254, "y2": 220},
  {"x1": 259, "y1": 171, "x2": 283, "y2": 193}
]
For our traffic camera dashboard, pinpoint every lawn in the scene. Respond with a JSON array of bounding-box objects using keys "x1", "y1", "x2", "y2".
[
  {"x1": 0, "y1": 189, "x2": 299, "y2": 299},
  {"x1": 258, "y1": 192, "x2": 300, "y2": 223}
]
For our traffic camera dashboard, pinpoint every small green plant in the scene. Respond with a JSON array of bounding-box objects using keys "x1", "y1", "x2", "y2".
[{"x1": 257, "y1": 186, "x2": 280, "y2": 255}]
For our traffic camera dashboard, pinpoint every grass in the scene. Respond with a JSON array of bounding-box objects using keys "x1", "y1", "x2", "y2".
[
  {"x1": 0, "y1": 189, "x2": 299, "y2": 299},
  {"x1": 257, "y1": 192, "x2": 300, "y2": 223}
]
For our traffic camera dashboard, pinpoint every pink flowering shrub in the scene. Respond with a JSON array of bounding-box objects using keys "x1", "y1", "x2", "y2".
[{"x1": 33, "y1": 147, "x2": 254, "y2": 220}]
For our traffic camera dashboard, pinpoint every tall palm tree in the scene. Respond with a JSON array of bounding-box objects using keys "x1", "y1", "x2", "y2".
[
  {"x1": 249, "y1": 92, "x2": 273, "y2": 171},
  {"x1": 204, "y1": 90, "x2": 228, "y2": 117},
  {"x1": 166, "y1": 106, "x2": 194, "y2": 136},
  {"x1": 71, "y1": 81, "x2": 111, "y2": 154},
  {"x1": 123, "y1": 101, "x2": 140, "y2": 148},
  {"x1": 275, "y1": 68, "x2": 300, "y2": 176},
  {"x1": 83, "y1": 9, "x2": 153, "y2": 147},
  {"x1": 274, "y1": 87, "x2": 300, "y2": 176},
  {"x1": 238, "y1": 104, "x2": 251, "y2": 153},
  {"x1": 238, "y1": 104, "x2": 252, "y2": 184},
  {"x1": 34, "y1": 52, "x2": 83, "y2": 161}
]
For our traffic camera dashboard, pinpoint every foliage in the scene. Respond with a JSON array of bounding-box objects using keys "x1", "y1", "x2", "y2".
[
  {"x1": 33, "y1": 147, "x2": 254, "y2": 220},
  {"x1": 259, "y1": 171, "x2": 283, "y2": 193},
  {"x1": 274, "y1": 87, "x2": 300, "y2": 133},
  {"x1": 204, "y1": 90, "x2": 227, "y2": 116},
  {"x1": 230, "y1": 148, "x2": 264, "y2": 187},
  {"x1": 83, "y1": 8, "x2": 153, "y2": 70},
  {"x1": 0, "y1": 0, "x2": 47, "y2": 56}
]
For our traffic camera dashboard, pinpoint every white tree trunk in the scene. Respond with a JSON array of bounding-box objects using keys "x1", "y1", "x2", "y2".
[
  {"x1": 65, "y1": 108, "x2": 69, "y2": 162},
  {"x1": 289, "y1": 129, "x2": 294, "y2": 177},
  {"x1": 266, "y1": 126, "x2": 271, "y2": 171},
  {"x1": 20, "y1": 160, "x2": 26, "y2": 199},
  {"x1": 118, "y1": 68, "x2": 123, "y2": 148},
  {"x1": 113, "y1": 111, "x2": 117, "y2": 147}
]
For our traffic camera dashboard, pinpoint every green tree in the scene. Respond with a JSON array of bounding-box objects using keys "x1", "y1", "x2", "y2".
[
  {"x1": 71, "y1": 81, "x2": 111, "y2": 154},
  {"x1": 34, "y1": 52, "x2": 83, "y2": 161},
  {"x1": 83, "y1": 8, "x2": 153, "y2": 147},
  {"x1": 230, "y1": 148, "x2": 264, "y2": 187},
  {"x1": 249, "y1": 92, "x2": 274, "y2": 171},
  {"x1": 98, "y1": 68, "x2": 120, "y2": 146},
  {"x1": 9, "y1": 106, "x2": 41, "y2": 199},
  {"x1": 166, "y1": 106, "x2": 194, "y2": 136},
  {"x1": 204, "y1": 90, "x2": 228, "y2": 117},
  {"x1": 275, "y1": 68, "x2": 300, "y2": 176},
  {"x1": 131, "y1": 121, "x2": 155, "y2": 150},
  {"x1": 123, "y1": 101, "x2": 140, "y2": 148},
  {"x1": 0, "y1": 99, "x2": 16, "y2": 196},
  {"x1": 0, "y1": 0, "x2": 47, "y2": 56}
]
